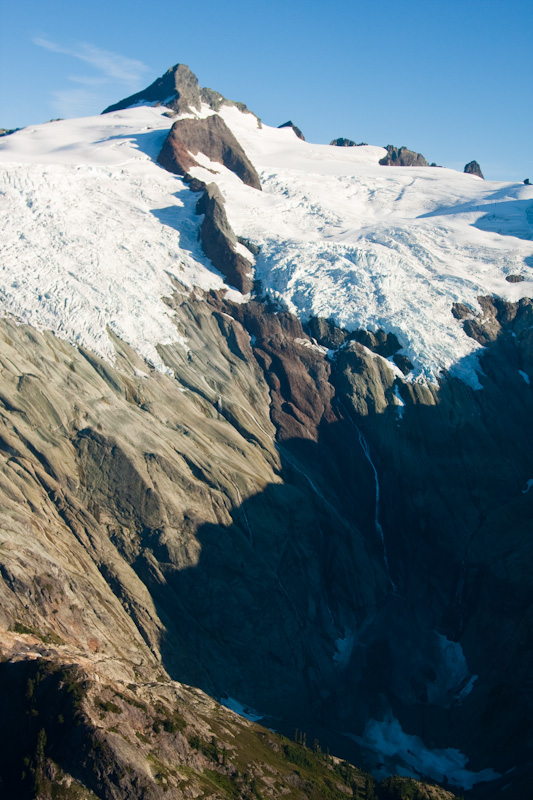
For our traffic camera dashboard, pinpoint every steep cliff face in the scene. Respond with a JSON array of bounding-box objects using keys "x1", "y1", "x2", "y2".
[
  {"x1": 0, "y1": 286, "x2": 531, "y2": 797},
  {"x1": 1, "y1": 63, "x2": 532, "y2": 800}
]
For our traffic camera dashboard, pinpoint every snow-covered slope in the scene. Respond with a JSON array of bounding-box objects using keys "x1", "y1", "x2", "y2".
[
  {"x1": 190, "y1": 105, "x2": 533, "y2": 383},
  {"x1": 0, "y1": 108, "x2": 235, "y2": 370},
  {"x1": 1, "y1": 103, "x2": 532, "y2": 382}
]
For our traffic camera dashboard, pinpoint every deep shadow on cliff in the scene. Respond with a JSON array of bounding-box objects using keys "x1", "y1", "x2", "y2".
[
  {"x1": 122, "y1": 301, "x2": 533, "y2": 800},
  {"x1": 0, "y1": 291, "x2": 530, "y2": 798}
]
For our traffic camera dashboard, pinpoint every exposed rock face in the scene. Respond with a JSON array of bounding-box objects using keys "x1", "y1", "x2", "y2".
[
  {"x1": 0, "y1": 284, "x2": 531, "y2": 798},
  {"x1": 196, "y1": 184, "x2": 254, "y2": 292},
  {"x1": 156, "y1": 115, "x2": 260, "y2": 293},
  {"x1": 306, "y1": 316, "x2": 404, "y2": 360},
  {"x1": 4, "y1": 58, "x2": 533, "y2": 800},
  {"x1": 306, "y1": 316, "x2": 350, "y2": 349},
  {"x1": 454, "y1": 295, "x2": 533, "y2": 346},
  {"x1": 0, "y1": 638, "x2": 457, "y2": 800},
  {"x1": 200, "y1": 86, "x2": 252, "y2": 116},
  {"x1": 102, "y1": 63, "x2": 255, "y2": 118},
  {"x1": 379, "y1": 145, "x2": 429, "y2": 167},
  {"x1": 464, "y1": 160, "x2": 484, "y2": 179},
  {"x1": 278, "y1": 120, "x2": 305, "y2": 140},
  {"x1": 157, "y1": 113, "x2": 261, "y2": 190},
  {"x1": 330, "y1": 137, "x2": 368, "y2": 147},
  {"x1": 103, "y1": 64, "x2": 203, "y2": 115}
]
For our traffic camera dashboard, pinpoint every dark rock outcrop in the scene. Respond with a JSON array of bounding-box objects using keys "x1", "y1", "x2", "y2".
[
  {"x1": 156, "y1": 115, "x2": 260, "y2": 293},
  {"x1": 457, "y1": 294, "x2": 533, "y2": 346},
  {"x1": 330, "y1": 137, "x2": 368, "y2": 147},
  {"x1": 393, "y1": 352, "x2": 414, "y2": 374},
  {"x1": 379, "y1": 145, "x2": 429, "y2": 167},
  {"x1": 451, "y1": 301, "x2": 473, "y2": 320},
  {"x1": 102, "y1": 63, "x2": 255, "y2": 118},
  {"x1": 157, "y1": 113, "x2": 261, "y2": 190},
  {"x1": 200, "y1": 86, "x2": 252, "y2": 116},
  {"x1": 103, "y1": 63, "x2": 203, "y2": 115},
  {"x1": 464, "y1": 160, "x2": 484, "y2": 179},
  {"x1": 306, "y1": 316, "x2": 349, "y2": 349},
  {"x1": 209, "y1": 299, "x2": 339, "y2": 442},
  {"x1": 506, "y1": 274, "x2": 525, "y2": 283},
  {"x1": 306, "y1": 316, "x2": 403, "y2": 358},
  {"x1": 278, "y1": 121, "x2": 305, "y2": 140},
  {"x1": 196, "y1": 184, "x2": 254, "y2": 293}
]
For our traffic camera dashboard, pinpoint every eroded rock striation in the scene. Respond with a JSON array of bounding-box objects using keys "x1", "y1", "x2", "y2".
[{"x1": 0, "y1": 274, "x2": 532, "y2": 796}]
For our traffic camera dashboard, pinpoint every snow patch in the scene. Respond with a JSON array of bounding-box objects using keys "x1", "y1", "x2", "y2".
[
  {"x1": 219, "y1": 696, "x2": 264, "y2": 722},
  {"x1": 456, "y1": 674, "x2": 478, "y2": 702},
  {"x1": 426, "y1": 634, "x2": 479, "y2": 707},
  {"x1": 353, "y1": 713, "x2": 500, "y2": 790},
  {"x1": 393, "y1": 385, "x2": 405, "y2": 418},
  {"x1": 333, "y1": 630, "x2": 355, "y2": 669},
  {"x1": 294, "y1": 337, "x2": 329, "y2": 355}
]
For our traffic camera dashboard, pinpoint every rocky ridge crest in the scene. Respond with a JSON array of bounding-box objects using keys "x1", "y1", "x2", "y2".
[
  {"x1": 379, "y1": 145, "x2": 429, "y2": 167},
  {"x1": 102, "y1": 63, "x2": 255, "y2": 118}
]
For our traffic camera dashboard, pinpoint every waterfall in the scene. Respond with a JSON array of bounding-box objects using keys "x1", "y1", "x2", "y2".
[{"x1": 339, "y1": 400, "x2": 396, "y2": 591}]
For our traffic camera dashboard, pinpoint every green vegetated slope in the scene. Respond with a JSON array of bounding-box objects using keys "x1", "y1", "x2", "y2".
[{"x1": 0, "y1": 640, "x2": 458, "y2": 800}]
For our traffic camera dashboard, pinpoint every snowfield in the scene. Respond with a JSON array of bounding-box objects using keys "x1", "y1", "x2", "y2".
[
  {"x1": 0, "y1": 109, "x2": 235, "y2": 371},
  {"x1": 1, "y1": 104, "x2": 532, "y2": 382}
]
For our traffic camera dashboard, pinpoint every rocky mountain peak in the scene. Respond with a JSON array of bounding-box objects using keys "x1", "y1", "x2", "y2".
[
  {"x1": 2, "y1": 59, "x2": 533, "y2": 800},
  {"x1": 102, "y1": 63, "x2": 201, "y2": 115},
  {"x1": 102, "y1": 62, "x2": 254, "y2": 118}
]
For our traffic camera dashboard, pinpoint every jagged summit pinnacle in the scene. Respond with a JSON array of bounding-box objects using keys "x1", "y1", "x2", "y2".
[
  {"x1": 464, "y1": 160, "x2": 484, "y2": 179},
  {"x1": 102, "y1": 62, "x2": 253, "y2": 117}
]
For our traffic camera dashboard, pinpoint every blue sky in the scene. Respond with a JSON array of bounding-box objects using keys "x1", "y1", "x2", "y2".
[{"x1": 1, "y1": 0, "x2": 531, "y2": 180}]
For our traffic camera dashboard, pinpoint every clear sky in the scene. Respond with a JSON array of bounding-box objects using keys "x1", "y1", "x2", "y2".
[{"x1": 1, "y1": 0, "x2": 531, "y2": 181}]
